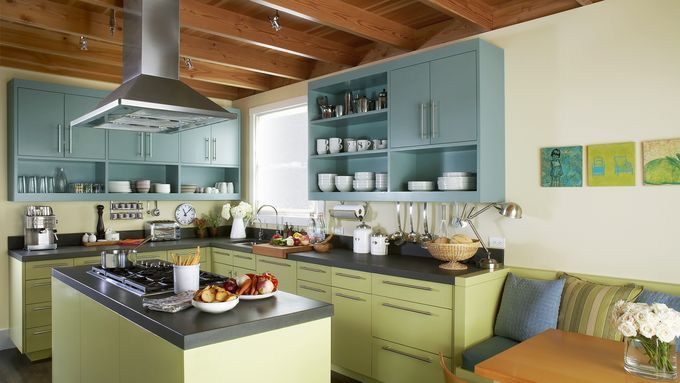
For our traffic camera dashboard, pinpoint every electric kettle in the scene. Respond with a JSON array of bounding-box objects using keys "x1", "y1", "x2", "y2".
[{"x1": 353, "y1": 222, "x2": 372, "y2": 254}]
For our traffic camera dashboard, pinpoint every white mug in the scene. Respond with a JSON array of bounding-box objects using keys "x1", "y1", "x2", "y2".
[
  {"x1": 215, "y1": 182, "x2": 228, "y2": 193},
  {"x1": 377, "y1": 139, "x2": 388, "y2": 149},
  {"x1": 371, "y1": 139, "x2": 381, "y2": 149},
  {"x1": 316, "y1": 138, "x2": 329, "y2": 155},
  {"x1": 345, "y1": 139, "x2": 357, "y2": 152},
  {"x1": 357, "y1": 139, "x2": 372, "y2": 151},
  {"x1": 226, "y1": 182, "x2": 234, "y2": 194},
  {"x1": 329, "y1": 137, "x2": 343, "y2": 153}
]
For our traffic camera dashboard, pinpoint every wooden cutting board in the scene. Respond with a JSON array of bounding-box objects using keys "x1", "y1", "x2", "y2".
[
  {"x1": 251, "y1": 243, "x2": 313, "y2": 258},
  {"x1": 82, "y1": 240, "x2": 119, "y2": 247}
]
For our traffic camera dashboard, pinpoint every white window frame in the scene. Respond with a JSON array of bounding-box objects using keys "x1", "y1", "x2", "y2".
[{"x1": 249, "y1": 96, "x2": 319, "y2": 226}]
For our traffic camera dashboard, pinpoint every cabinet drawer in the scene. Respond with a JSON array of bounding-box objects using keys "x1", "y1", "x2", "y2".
[
  {"x1": 372, "y1": 274, "x2": 453, "y2": 309},
  {"x1": 200, "y1": 261, "x2": 211, "y2": 273},
  {"x1": 233, "y1": 266, "x2": 255, "y2": 276},
  {"x1": 26, "y1": 303, "x2": 51, "y2": 328},
  {"x1": 232, "y1": 252, "x2": 256, "y2": 270},
  {"x1": 372, "y1": 296, "x2": 452, "y2": 356},
  {"x1": 372, "y1": 338, "x2": 451, "y2": 383},
  {"x1": 331, "y1": 267, "x2": 371, "y2": 293},
  {"x1": 296, "y1": 280, "x2": 331, "y2": 303},
  {"x1": 332, "y1": 287, "x2": 372, "y2": 377},
  {"x1": 212, "y1": 263, "x2": 234, "y2": 278},
  {"x1": 74, "y1": 256, "x2": 101, "y2": 267},
  {"x1": 26, "y1": 259, "x2": 74, "y2": 280},
  {"x1": 256, "y1": 256, "x2": 296, "y2": 293},
  {"x1": 212, "y1": 249, "x2": 233, "y2": 265},
  {"x1": 136, "y1": 251, "x2": 167, "y2": 261},
  {"x1": 297, "y1": 262, "x2": 331, "y2": 285},
  {"x1": 26, "y1": 278, "x2": 52, "y2": 304},
  {"x1": 25, "y1": 325, "x2": 51, "y2": 353}
]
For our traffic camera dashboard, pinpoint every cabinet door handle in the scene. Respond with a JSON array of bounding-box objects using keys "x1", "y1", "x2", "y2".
[
  {"x1": 233, "y1": 254, "x2": 253, "y2": 260},
  {"x1": 299, "y1": 285, "x2": 327, "y2": 293},
  {"x1": 259, "y1": 259, "x2": 291, "y2": 267},
  {"x1": 381, "y1": 280, "x2": 433, "y2": 291},
  {"x1": 382, "y1": 346, "x2": 432, "y2": 363},
  {"x1": 212, "y1": 138, "x2": 217, "y2": 161},
  {"x1": 204, "y1": 137, "x2": 210, "y2": 160},
  {"x1": 32, "y1": 306, "x2": 51, "y2": 311},
  {"x1": 138, "y1": 132, "x2": 143, "y2": 156},
  {"x1": 30, "y1": 282, "x2": 51, "y2": 288},
  {"x1": 382, "y1": 302, "x2": 433, "y2": 316},
  {"x1": 57, "y1": 124, "x2": 62, "y2": 153},
  {"x1": 335, "y1": 292, "x2": 365, "y2": 302},
  {"x1": 33, "y1": 262, "x2": 69, "y2": 269},
  {"x1": 431, "y1": 100, "x2": 438, "y2": 139},
  {"x1": 32, "y1": 330, "x2": 51, "y2": 336},
  {"x1": 335, "y1": 272, "x2": 365, "y2": 280},
  {"x1": 300, "y1": 266, "x2": 326, "y2": 273},
  {"x1": 68, "y1": 124, "x2": 73, "y2": 153},
  {"x1": 419, "y1": 103, "x2": 426, "y2": 140},
  {"x1": 148, "y1": 133, "x2": 153, "y2": 158}
]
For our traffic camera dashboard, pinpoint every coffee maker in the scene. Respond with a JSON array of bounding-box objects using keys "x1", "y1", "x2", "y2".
[{"x1": 24, "y1": 206, "x2": 58, "y2": 250}]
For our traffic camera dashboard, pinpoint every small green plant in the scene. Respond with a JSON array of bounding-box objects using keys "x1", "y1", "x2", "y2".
[{"x1": 205, "y1": 210, "x2": 223, "y2": 228}]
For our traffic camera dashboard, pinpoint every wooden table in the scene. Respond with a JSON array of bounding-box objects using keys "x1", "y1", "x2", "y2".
[{"x1": 475, "y1": 329, "x2": 679, "y2": 383}]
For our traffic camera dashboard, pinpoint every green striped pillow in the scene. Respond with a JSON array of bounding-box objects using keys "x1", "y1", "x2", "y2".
[{"x1": 557, "y1": 273, "x2": 643, "y2": 341}]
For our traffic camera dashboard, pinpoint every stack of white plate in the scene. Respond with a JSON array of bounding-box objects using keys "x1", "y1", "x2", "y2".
[
  {"x1": 318, "y1": 173, "x2": 337, "y2": 192},
  {"x1": 154, "y1": 183, "x2": 171, "y2": 193},
  {"x1": 336, "y1": 176, "x2": 354, "y2": 192},
  {"x1": 438, "y1": 172, "x2": 477, "y2": 191},
  {"x1": 354, "y1": 172, "x2": 375, "y2": 192},
  {"x1": 109, "y1": 181, "x2": 132, "y2": 193},
  {"x1": 181, "y1": 184, "x2": 197, "y2": 193},
  {"x1": 375, "y1": 173, "x2": 387, "y2": 191},
  {"x1": 407, "y1": 181, "x2": 435, "y2": 191},
  {"x1": 135, "y1": 179, "x2": 151, "y2": 193}
]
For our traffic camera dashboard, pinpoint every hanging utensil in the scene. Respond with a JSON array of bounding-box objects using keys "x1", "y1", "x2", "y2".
[
  {"x1": 420, "y1": 202, "x2": 433, "y2": 247},
  {"x1": 438, "y1": 203, "x2": 448, "y2": 238},
  {"x1": 152, "y1": 200, "x2": 160, "y2": 217},
  {"x1": 407, "y1": 202, "x2": 420, "y2": 243},
  {"x1": 389, "y1": 202, "x2": 405, "y2": 246}
]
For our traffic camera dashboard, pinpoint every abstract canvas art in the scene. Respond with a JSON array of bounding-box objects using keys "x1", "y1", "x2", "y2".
[
  {"x1": 540, "y1": 146, "x2": 583, "y2": 187},
  {"x1": 642, "y1": 138, "x2": 680, "y2": 185},
  {"x1": 587, "y1": 142, "x2": 636, "y2": 186}
]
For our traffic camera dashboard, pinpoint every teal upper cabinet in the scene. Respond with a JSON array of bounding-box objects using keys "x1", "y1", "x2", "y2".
[
  {"x1": 181, "y1": 109, "x2": 240, "y2": 166},
  {"x1": 65, "y1": 94, "x2": 106, "y2": 159},
  {"x1": 17, "y1": 88, "x2": 64, "y2": 157},
  {"x1": 108, "y1": 131, "x2": 178, "y2": 162},
  {"x1": 145, "y1": 133, "x2": 179, "y2": 163},
  {"x1": 390, "y1": 51, "x2": 477, "y2": 149}
]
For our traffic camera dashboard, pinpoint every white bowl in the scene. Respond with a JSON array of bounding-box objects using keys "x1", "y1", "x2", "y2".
[
  {"x1": 353, "y1": 185, "x2": 374, "y2": 192},
  {"x1": 354, "y1": 172, "x2": 375, "y2": 180},
  {"x1": 319, "y1": 183, "x2": 336, "y2": 192},
  {"x1": 443, "y1": 172, "x2": 476, "y2": 177},
  {"x1": 318, "y1": 173, "x2": 337, "y2": 178},
  {"x1": 336, "y1": 183, "x2": 353, "y2": 192},
  {"x1": 192, "y1": 297, "x2": 239, "y2": 314},
  {"x1": 408, "y1": 181, "x2": 435, "y2": 191},
  {"x1": 335, "y1": 175, "x2": 353, "y2": 182}
]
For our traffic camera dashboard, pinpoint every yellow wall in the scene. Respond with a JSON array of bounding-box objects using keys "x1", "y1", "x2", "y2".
[
  {"x1": 235, "y1": 0, "x2": 680, "y2": 285},
  {"x1": 0, "y1": 68, "x2": 232, "y2": 330}
]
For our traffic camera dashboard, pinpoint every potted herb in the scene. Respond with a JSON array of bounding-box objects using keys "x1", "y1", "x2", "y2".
[
  {"x1": 193, "y1": 217, "x2": 207, "y2": 239},
  {"x1": 205, "y1": 211, "x2": 223, "y2": 237}
]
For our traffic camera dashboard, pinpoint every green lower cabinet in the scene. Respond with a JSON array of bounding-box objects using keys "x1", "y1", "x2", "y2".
[
  {"x1": 25, "y1": 302, "x2": 51, "y2": 328},
  {"x1": 25, "y1": 278, "x2": 52, "y2": 305},
  {"x1": 232, "y1": 251, "x2": 256, "y2": 270},
  {"x1": 256, "y1": 256, "x2": 296, "y2": 293},
  {"x1": 233, "y1": 266, "x2": 256, "y2": 277},
  {"x1": 136, "y1": 251, "x2": 168, "y2": 262},
  {"x1": 372, "y1": 337, "x2": 451, "y2": 383},
  {"x1": 74, "y1": 256, "x2": 102, "y2": 267},
  {"x1": 81, "y1": 295, "x2": 119, "y2": 383},
  {"x1": 25, "y1": 325, "x2": 51, "y2": 353},
  {"x1": 212, "y1": 262, "x2": 234, "y2": 278},
  {"x1": 297, "y1": 262, "x2": 331, "y2": 285},
  {"x1": 52, "y1": 278, "x2": 81, "y2": 383},
  {"x1": 296, "y1": 280, "x2": 332, "y2": 303},
  {"x1": 332, "y1": 287, "x2": 372, "y2": 377}
]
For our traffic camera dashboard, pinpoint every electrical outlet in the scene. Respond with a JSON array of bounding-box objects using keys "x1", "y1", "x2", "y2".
[
  {"x1": 333, "y1": 227, "x2": 344, "y2": 235},
  {"x1": 489, "y1": 236, "x2": 506, "y2": 249}
]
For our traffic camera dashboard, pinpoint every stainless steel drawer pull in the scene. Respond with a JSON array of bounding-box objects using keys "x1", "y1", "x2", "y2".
[
  {"x1": 33, "y1": 263, "x2": 68, "y2": 269},
  {"x1": 138, "y1": 132, "x2": 143, "y2": 156},
  {"x1": 335, "y1": 292, "x2": 365, "y2": 302},
  {"x1": 335, "y1": 272, "x2": 365, "y2": 280},
  {"x1": 31, "y1": 282, "x2": 51, "y2": 288},
  {"x1": 233, "y1": 254, "x2": 253, "y2": 260},
  {"x1": 299, "y1": 285, "x2": 326, "y2": 293},
  {"x1": 69, "y1": 125, "x2": 73, "y2": 153},
  {"x1": 382, "y1": 302, "x2": 433, "y2": 316},
  {"x1": 300, "y1": 266, "x2": 326, "y2": 273},
  {"x1": 32, "y1": 306, "x2": 51, "y2": 311},
  {"x1": 382, "y1": 280, "x2": 433, "y2": 291},
  {"x1": 57, "y1": 124, "x2": 62, "y2": 153},
  {"x1": 32, "y1": 330, "x2": 51, "y2": 335},
  {"x1": 260, "y1": 259, "x2": 291, "y2": 267},
  {"x1": 212, "y1": 138, "x2": 217, "y2": 160},
  {"x1": 382, "y1": 346, "x2": 432, "y2": 363},
  {"x1": 204, "y1": 137, "x2": 210, "y2": 160}
]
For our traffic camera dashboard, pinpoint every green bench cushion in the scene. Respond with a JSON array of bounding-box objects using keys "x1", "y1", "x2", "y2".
[{"x1": 462, "y1": 336, "x2": 519, "y2": 372}]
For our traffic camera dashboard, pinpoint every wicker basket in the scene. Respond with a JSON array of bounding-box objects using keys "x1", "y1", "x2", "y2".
[{"x1": 426, "y1": 241, "x2": 480, "y2": 270}]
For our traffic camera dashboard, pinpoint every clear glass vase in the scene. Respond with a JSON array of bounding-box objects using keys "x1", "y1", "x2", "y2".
[{"x1": 624, "y1": 336, "x2": 677, "y2": 380}]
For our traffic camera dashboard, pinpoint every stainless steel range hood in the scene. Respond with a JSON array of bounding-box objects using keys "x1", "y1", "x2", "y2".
[{"x1": 70, "y1": 0, "x2": 236, "y2": 134}]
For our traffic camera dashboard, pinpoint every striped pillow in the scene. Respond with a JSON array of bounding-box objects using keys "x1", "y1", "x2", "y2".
[{"x1": 557, "y1": 273, "x2": 643, "y2": 341}]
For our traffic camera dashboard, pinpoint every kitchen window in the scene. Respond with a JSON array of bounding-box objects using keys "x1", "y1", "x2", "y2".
[{"x1": 250, "y1": 96, "x2": 314, "y2": 225}]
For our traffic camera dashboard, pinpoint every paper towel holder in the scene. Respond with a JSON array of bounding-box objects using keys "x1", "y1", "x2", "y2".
[{"x1": 329, "y1": 202, "x2": 367, "y2": 221}]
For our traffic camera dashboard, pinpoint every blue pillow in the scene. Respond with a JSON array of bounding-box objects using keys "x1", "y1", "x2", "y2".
[
  {"x1": 494, "y1": 273, "x2": 566, "y2": 342},
  {"x1": 637, "y1": 289, "x2": 680, "y2": 351}
]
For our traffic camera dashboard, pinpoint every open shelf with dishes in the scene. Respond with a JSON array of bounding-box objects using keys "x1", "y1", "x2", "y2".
[{"x1": 178, "y1": 165, "x2": 240, "y2": 199}]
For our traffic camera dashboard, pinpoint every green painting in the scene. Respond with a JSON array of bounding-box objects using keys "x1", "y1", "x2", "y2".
[
  {"x1": 540, "y1": 146, "x2": 583, "y2": 187},
  {"x1": 643, "y1": 138, "x2": 680, "y2": 185},
  {"x1": 587, "y1": 142, "x2": 636, "y2": 186}
]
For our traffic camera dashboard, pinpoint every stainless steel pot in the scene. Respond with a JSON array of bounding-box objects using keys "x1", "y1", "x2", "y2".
[{"x1": 101, "y1": 249, "x2": 137, "y2": 269}]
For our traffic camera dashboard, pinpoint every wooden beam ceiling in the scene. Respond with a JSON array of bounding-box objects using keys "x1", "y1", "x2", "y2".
[
  {"x1": 492, "y1": 0, "x2": 579, "y2": 29},
  {"x1": 249, "y1": 0, "x2": 417, "y2": 50},
  {"x1": 418, "y1": 0, "x2": 493, "y2": 30}
]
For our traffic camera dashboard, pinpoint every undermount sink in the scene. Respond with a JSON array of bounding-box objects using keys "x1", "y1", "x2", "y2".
[{"x1": 231, "y1": 240, "x2": 267, "y2": 246}]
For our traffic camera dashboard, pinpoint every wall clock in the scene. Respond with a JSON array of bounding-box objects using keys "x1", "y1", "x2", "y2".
[{"x1": 175, "y1": 203, "x2": 196, "y2": 225}]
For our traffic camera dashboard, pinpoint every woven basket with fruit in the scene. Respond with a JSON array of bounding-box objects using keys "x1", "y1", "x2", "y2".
[{"x1": 427, "y1": 234, "x2": 480, "y2": 270}]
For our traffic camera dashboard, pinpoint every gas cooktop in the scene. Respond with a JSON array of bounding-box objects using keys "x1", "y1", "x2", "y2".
[{"x1": 88, "y1": 259, "x2": 228, "y2": 296}]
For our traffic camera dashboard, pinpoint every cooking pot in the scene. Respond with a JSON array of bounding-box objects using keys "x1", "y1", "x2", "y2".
[{"x1": 101, "y1": 249, "x2": 137, "y2": 269}]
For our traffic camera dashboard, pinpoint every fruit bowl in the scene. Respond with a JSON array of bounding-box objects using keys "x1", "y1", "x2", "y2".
[
  {"x1": 426, "y1": 241, "x2": 480, "y2": 270},
  {"x1": 192, "y1": 296, "x2": 239, "y2": 314}
]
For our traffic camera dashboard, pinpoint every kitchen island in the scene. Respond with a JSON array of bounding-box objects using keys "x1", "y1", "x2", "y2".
[{"x1": 51, "y1": 265, "x2": 333, "y2": 383}]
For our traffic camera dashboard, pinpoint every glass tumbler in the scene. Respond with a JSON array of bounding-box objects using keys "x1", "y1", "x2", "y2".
[
  {"x1": 27, "y1": 176, "x2": 37, "y2": 193},
  {"x1": 17, "y1": 176, "x2": 26, "y2": 193}
]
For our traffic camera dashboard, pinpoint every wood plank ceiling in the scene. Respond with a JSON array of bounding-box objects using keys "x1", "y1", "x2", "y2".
[{"x1": 0, "y1": 0, "x2": 601, "y2": 100}]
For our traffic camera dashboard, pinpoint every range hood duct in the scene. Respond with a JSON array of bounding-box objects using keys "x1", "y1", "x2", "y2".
[{"x1": 70, "y1": 0, "x2": 235, "y2": 133}]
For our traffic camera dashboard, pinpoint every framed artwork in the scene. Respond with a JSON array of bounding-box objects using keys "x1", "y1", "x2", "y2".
[
  {"x1": 587, "y1": 142, "x2": 636, "y2": 186},
  {"x1": 540, "y1": 146, "x2": 583, "y2": 187},
  {"x1": 642, "y1": 138, "x2": 680, "y2": 185}
]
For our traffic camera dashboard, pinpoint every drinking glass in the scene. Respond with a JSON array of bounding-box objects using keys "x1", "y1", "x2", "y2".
[
  {"x1": 27, "y1": 176, "x2": 37, "y2": 193},
  {"x1": 17, "y1": 176, "x2": 26, "y2": 193},
  {"x1": 38, "y1": 177, "x2": 48, "y2": 193},
  {"x1": 47, "y1": 177, "x2": 55, "y2": 193}
]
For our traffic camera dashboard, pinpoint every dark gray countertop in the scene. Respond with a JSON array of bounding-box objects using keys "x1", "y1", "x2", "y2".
[{"x1": 52, "y1": 265, "x2": 333, "y2": 350}]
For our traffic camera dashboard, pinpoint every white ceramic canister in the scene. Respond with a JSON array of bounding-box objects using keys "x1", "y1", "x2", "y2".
[
  {"x1": 370, "y1": 234, "x2": 389, "y2": 256},
  {"x1": 173, "y1": 264, "x2": 200, "y2": 294},
  {"x1": 353, "y1": 222, "x2": 372, "y2": 254}
]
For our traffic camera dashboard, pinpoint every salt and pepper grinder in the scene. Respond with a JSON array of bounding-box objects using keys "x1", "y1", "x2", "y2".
[
  {"x1": 377, "y1": 89, "x2": 387, "y2": 110},
  {"x1": 344, "y1": 91, "x2": 352, "y2": 115},
  {"x1": 96, "y1": 205, "x2": 106, "y2": 240}
]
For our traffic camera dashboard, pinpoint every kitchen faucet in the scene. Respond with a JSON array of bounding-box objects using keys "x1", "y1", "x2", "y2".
[{"x1": 255, "y1": 204, "x2": 280, "y2": 240}]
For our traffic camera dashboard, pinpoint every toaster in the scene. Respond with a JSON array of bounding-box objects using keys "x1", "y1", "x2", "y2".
[{"x1": 144, "y1": 220, "x2": 181, "y2": 241}]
